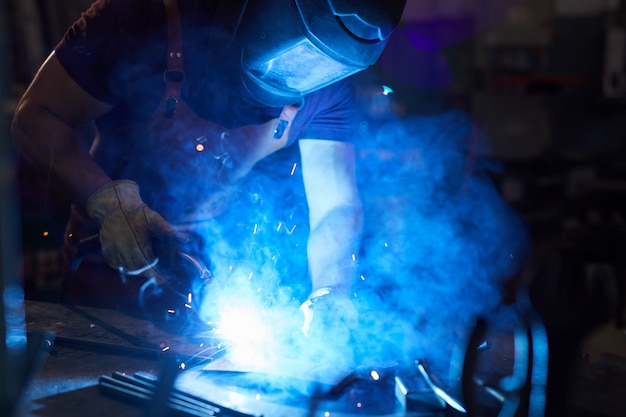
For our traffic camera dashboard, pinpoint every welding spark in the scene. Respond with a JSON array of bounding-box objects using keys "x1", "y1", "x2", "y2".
[
  {"x1": 248, "y1": 272, "x2": 254, "y2": 280},
  {"x1": 184, "y1": 304, "x2": 192, "y2": 309},
  {"x1": 255, "y1": 393, "x2": 261, "y2": 400},
  {"x1": 382, "y1": 85, "x2": 394, "y2": 95},
  {"x1": 290, "y1": 162, "x2": 297, "y2": 176},
  {"x1": 370, "y1": 370, "x2": 380, "y2": 381},
  {"x1": 195, "y1": 143, "x2": 205, "y2": 152},
  {"x1": 253, "y1": 224, "x2": 258, "y2": 235},
  {"x1": 187, "y1": 293, "x2": 193, "y2": 304},
  {"x1": 275, "y1": 222, "x2": 297, "y2": 234},
  {"x1": 477, "y1": 340, "x2": 489, "y2": 351},
  {"x1": 162, "y1": 346, "x2": 170, "y2": 352},
  {"x1": 351, "y1": 253, "x2": 356, "y2": 262},
  {"x1": 360, "y1": 275, "x2": 366, "y2": 281}
]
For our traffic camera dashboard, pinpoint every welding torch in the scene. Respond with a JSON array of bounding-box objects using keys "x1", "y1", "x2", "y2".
[
  {"x1": 73, "y1": 232, "x2": 211, "y2": 282},
  {"x1": 70, "y1": 232, "x2": 212, "y2": 329}
]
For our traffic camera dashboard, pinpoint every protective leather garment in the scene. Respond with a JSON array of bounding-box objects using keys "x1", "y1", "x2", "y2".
[{"x1": 62, "y1": 0, "x2": 296, "y2": 308}]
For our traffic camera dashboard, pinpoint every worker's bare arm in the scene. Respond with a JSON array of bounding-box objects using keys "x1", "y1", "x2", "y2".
[{"x1": 11, "y1": 51, "x2": 114, "y2": 207}]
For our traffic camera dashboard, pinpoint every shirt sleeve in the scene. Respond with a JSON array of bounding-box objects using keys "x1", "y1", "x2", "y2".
[
  {"x1": 54, "y1": 0, "x2": 165, "y2": 105},
  {"x1": 290, "y1": 77, "x2": 357, "y2": 144}
]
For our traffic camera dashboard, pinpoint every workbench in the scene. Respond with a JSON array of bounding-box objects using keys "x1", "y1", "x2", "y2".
[
  {"x1": 18, "y1": 300, "x2": 213, "y2": 417},
  {"x1": 25, "y1": 299, "x2": 626, "y2": 417},
  {"x1": 16, "y1": 301, "x2": 445, "y2": 417}
]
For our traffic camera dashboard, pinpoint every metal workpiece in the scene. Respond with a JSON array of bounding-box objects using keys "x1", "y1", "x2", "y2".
[
  {"x1": 415, "y1": 359, "x2": 467, "y2": 413},
  {"x1": 394, "y1": 373, "x2": 447, "y2": 414}
]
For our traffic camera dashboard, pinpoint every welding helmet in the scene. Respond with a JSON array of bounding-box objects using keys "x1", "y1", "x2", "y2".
[{"x1": 235, "y1": 0, "x2": 407, "y2": 107}]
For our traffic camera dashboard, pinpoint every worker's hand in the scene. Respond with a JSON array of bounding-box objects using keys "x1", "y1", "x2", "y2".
[
  {"x1": 86, "y1": 180, "x2": 187, "y2": 283},
  {"x1": 300, "y1": 287, "x2": 359, "y2": 339},
  {"x1": 296, "y1": 287, "x2": 360, "y2": 373}
]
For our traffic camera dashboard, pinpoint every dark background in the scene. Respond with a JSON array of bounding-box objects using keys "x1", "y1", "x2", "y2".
[{"x1": 3, "y1": 1, "x2": 626, "y2": 416}]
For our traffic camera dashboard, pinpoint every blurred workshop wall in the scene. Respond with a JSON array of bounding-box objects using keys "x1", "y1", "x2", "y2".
[
  {"x1": 1, "y1": 0, "x2": 21, "y2": 308},
  {"x1": 9, "y1": 0, "x2": 94, "y2": 90},
  {"x1": 7, "y1": 0, "x2": 93, "y2": 301}
]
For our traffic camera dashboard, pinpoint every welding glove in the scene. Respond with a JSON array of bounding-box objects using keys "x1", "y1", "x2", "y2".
[{"x1": 86, "y1": 180, "x2": 187, "y2": 283}]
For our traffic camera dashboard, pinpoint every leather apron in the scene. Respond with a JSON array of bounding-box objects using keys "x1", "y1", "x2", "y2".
[{"x1": 61, "y1": 0, "x2": 296, "y2": 308}]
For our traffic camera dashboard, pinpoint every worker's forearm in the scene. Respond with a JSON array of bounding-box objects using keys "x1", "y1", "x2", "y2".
[
  {"x1": 11, "y1": 102, "x2": 111, "y2": 208},
  {"x1": 307, "y1": 203, "x2": 364, "y2": 295}
]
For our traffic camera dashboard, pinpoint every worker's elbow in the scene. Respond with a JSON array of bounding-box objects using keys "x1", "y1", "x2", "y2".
[
  {"x1": 11, "y1": 98, "x2": 47, "y2": 155},
  {"x1": 11, "y1": 102, "x2": 30, "y2": 151}
]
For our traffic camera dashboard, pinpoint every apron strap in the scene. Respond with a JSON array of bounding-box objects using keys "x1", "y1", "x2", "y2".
[{"x1": 162, "y1": 0, "x2": 185, "y2": 118}]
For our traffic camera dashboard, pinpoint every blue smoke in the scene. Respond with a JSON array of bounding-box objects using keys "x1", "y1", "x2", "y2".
[
  {"x1": 189, "y1": 104, "x2": 530, "y2": 383},
  {"x1": 354, "y1": 108, "x2": 531, "y2": 372}
]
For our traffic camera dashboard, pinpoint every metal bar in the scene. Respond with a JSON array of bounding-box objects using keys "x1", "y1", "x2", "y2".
[
  {"x1": 112, "y1": 372, "x2": 221, "y2": 415},
  {"x1": 99, "y1": 378, "x2": 209, "y2": 417},
  {"x1": 99, "y1": 371, "x2": 258, "y2": 417},
  {"x1": 134, "y1": 372, "x2": 257, "y2": 417}
]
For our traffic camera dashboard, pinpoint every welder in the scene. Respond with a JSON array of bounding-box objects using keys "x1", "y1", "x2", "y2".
[{"x1": 11, "y1": 0, "x2": 406, "y2": 339}]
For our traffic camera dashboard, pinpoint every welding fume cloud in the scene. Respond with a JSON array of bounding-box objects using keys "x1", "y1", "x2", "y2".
[
  {"x1": 353, "y1": 98, "x2": 531, "y2": 376},
  {"x1": 191, "y1": 102, "x2": 531, "y2": 388}
]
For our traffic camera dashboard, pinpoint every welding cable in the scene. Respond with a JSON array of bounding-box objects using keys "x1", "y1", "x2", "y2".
[
  {"x1": 485, "y1": 287, "x2": 549, "y2": 417},
  {"x1": 517, "y1": 289, "x2": 549, "y2": 417},
  {"x1": 137, "y1": 277, "x2": 163, "y2": 313},
  {"x1": 462, "y1": 304, "x2": 548, "y2": 417},
  {"x1": 461, "y1": 318, "x2": 528, "y2": 417},
  {"x1": 461, "y1": 318, "x2": 486, "y2": 416},
  {"x1": 527, "y1": 316, "x2": 548, "y2": 417},
  {"x1": 119, "y1": 258, "x2": 160, "y2": 276}
]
